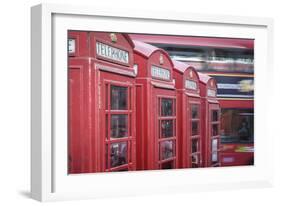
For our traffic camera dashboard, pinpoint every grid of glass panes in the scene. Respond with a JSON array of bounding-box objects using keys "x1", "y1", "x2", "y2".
[
  {"x1": 190, "y1": 104, "x2": 201, "y2": 168},
  {"x1": 105, "y1": 84, "x2": 132, "y2": 171},
  {"x1": 211, "y1": 109, "x2": 220, "y2": 166},
  {"x1": 158, "y1": 97, "x2": 176, "y2": 169}
]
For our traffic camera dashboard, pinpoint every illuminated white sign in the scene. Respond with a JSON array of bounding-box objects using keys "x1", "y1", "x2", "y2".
[
  {"x1": 96, "y1": 42, "x2": 129, "y2": 64},
  {"x1": 207, "y1": 89, "x2": 216, "y2": 97},
  {"x1": 68, "y1": 39, "x2": 76, "y2": 53},
  {"x1": 185, "y1": 79, "x2": 197, "y2": 90},
  {"x1": 151, "y1": 66, "x2": 170, "y2": 80}
]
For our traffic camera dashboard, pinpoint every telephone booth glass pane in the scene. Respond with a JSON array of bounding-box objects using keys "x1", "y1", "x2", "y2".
[
  {"x1": 191, "y1": 105, "x2": 199, "y2": 119},
  {"x1": 161, "y1": 120, "x2": 174, "y2": 138},
  {"x1": 160, "y1": 140, "x2": 174, "y2": 160},
  {"x1": 212, "y1": 124, "x2": 219, "y2": 136},
  {"x1": 161, "y1": 98, "x2": 173, "y2": 116},
  {"x1": 211, "y1": 139, "x2": 218, "y2": 163},
  {"x1": 110, "y1": 114, "x2": 128, "y2": 138},
  {"x1": 212, "y1": 110, "x2": 218, "y2": 121},
  {"x1": 212, "y1": 139, "x2": 218, "y2": 152},
  {"x1": 191, "y1": 138, "x2": 199, "y2": 153},
  {"x1": 191, "y1": 154, "x2": 199, "y2": 168},
  {"x1": 212, "y1": 152, "x2": 218, "y2": 162},
  {"x1": 111, "y1": 86, "x2": 127, "y2": 110},
  {"x1": 110, "y1": 142, "x2": 127, "y2": 167},
  {"x1": 192, "y1": 121, "x2": 199, "y2": 136}
]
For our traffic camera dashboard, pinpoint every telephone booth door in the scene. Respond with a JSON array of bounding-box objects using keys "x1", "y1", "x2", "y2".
[
  {"x1": 188, "y1": 99, "x2": 202, "y2": 168},
  {"x1": 100, "y1": 71, "x2": 136, "y2": 172},
  {"x1": 68, "y1": 31, "x2": 136, "y2": 173},
  {"x1": 208, "y1": 103, "x2": 220, "y2": 167},
  {"x1": 154, "y1": 88, "x2": 177, "y2": 169}
]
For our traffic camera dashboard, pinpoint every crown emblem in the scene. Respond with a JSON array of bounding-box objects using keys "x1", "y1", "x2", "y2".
[{"x1": 110, "y1": 33, "x2": 117, "y2": 43}]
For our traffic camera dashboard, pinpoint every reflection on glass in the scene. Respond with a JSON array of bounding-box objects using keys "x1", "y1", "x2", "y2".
[
  {"x1": 110, "y1": 142, "x2": 127, "y2": 168},
  {"x1": 220, "y1": 109, "x2": 254, "y2": 144},
  {"x1": 161, "y1": 120, "x2": 173, "y2": 138},
  {"x1": 192, "y1": 138, "x2": 199, "y2": 153},
  {"x1": 212, "y1": 124, "x2": 218, "y2": 136},
  {"x1": 191, "y1": 104, "x2": 199, "y2": 119},
  {"x1": 212, "y1": 110, "x2": 218, "y2": 121},
  {"x1": 160, "y1": 140, "x2": 174, "y2": 160},
  {"x1": 111, "y1": 115, "x2": 128, "y2": 138},
  {"x1": 161, "y1": 161, "x2": 174, "y2": 169},
  {"x1": 191, "y1": 154, "x2": 199, "y2": 168},
  {"x1": 192, "y1": 121, "x2": 199, "y2": 136},
  {"x1": 212, "y1": 139, "x2": 218, "y2": 152},
  {"x1": 212, "y1": 152, "x2": 218, "y2": 162},
  {"x1": 161, "y1": 98, "x2": 173, "y2": 116},
  {"x1": 111, "y1": 86, "x2": 127, "y2": 110}
]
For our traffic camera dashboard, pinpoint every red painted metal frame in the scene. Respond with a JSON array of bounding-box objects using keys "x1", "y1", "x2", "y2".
[
  {"x1": 198, "y1": 73, "x2": 221, "y2": 167},
  {"x1": 133, "y1": 40, "x2": 178, "y2": 170},
  {"x1": 68, "y1": 31, "x2": 136, "y2": 174}
]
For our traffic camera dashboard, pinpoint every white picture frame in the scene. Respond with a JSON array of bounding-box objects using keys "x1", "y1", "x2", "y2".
[{"x1": 31, "y1": 3, "x2": 274, "y2": 202}]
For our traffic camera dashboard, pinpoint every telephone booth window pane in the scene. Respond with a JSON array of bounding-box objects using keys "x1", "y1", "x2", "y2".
[
  {"x1": 191, "y1": 138, "x2": 199, "y2": 153},
  {"x1": 191, "y1": 105, "x2": 199, "y2": 119},
  {"x1": 161, "y1": 120, "x2": 173, "y2": 138},
  {"x1": 212, "y1": 152, "x2": 218, "y2": 162},
  {"x1": 212, "y1": 124, "x2": 219, "y2": 136},
  {"x1": 161, "y1": 161, "x2": 174, "y2": 169},
  {"x1": 212, "y1": 139, "x2": 218, "y2": 152},
  {"x1": 192, "y1": 121, "x2": 199, "y2": 136},
  {"x1": 191, "y1": 154, "x2": 199, "y2": 168},
  {"x1": 110, "y1": 114, "x2": 128, "y2": 138},
  {"x1": 110, "y1": 142, "x2": 127, "y2": 168},
  {"x1": 161, "y1": 98, "x2": 173, "y2": 116},
  {"x1": 110, "y1": 86, "x2": 127, "y2": 110},
  {"x1": 212, "y1": 110, "x2": 218, "y2": 121},
  {"x1": 160, "y1": 140, "x2": 174, "y2": 160}
]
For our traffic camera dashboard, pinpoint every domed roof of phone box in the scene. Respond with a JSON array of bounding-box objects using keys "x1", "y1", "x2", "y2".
[
  {"x1": 172, "y1": 59, "x2": 198, "y2": 77},
  {"x1": 133, "y1": 40, "x2": 174, "y2": 67}
]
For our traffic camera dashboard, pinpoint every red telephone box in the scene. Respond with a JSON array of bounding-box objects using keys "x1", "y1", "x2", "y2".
[
  {"x1": 133, "y1": 41, "x2": 178, "y2": 170},
  {"x1": 68, "y1": 31, "x2": 136, "y2": 173},
  {"x1": 173, "y1": 60, "x2": 202, "y2": 169},
  {"x1": 198, "y1": 73, "x2": 221, "y2": 167}
]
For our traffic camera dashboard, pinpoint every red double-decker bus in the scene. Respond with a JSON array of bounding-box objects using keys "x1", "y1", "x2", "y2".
[{"x1": 129, "y1": 34, "x2": 254, "y2": 166}]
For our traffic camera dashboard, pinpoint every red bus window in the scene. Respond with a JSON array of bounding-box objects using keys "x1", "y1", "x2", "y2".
[
  {"x1": 221, "y1": 109, "x2": 254, "y2": 144},
  {"x1": 158, "y1": 97, "x2": 176, "y2": 169}
]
